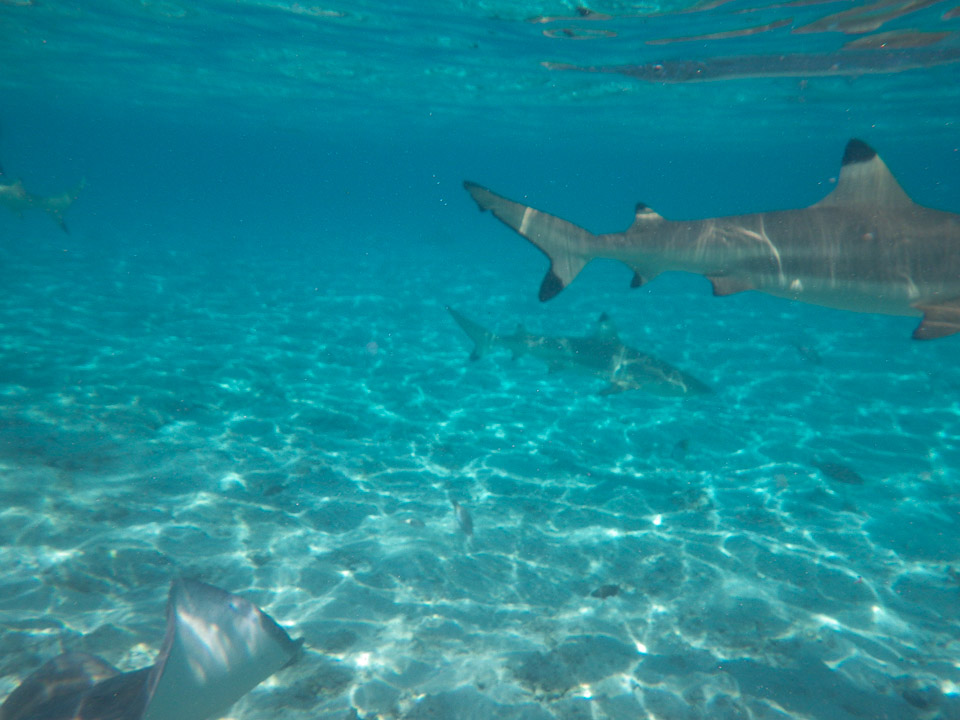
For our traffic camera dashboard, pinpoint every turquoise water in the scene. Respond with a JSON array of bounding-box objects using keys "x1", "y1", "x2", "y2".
[{"x1": 1, "y1": 1, "x2": 960, "y2": 719}]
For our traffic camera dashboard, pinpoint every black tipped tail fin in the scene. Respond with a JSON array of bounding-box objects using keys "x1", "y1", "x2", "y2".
[
  {"x1": 447, "y1": 306, "x2": 497, "y2": 360},
  {"x1": 42, "y1": 179, "x2": 86, "y2": 234},
  {"x1": 464, "y1": 181, "x2": 596, "y2": 301}
]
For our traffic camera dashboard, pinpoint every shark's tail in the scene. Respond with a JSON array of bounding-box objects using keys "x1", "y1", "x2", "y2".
[
  {"x1": 44, "y1": 179, "x2": 86, "y2": 233},
  {"x1": 447, "y1": 307, "x2": 497, "y2": 360},
  {"x1": 464, "y1": 181, "x2": 598, "y2": 301}
]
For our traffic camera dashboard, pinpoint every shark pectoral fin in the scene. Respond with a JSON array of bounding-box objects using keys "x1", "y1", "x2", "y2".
[
  {"x1": 53, "y1": 213, "x2": 69, "y2": 234},
  {"x1": 598, "y1": 382, "x2": 626, "y2": 396},
  {"x1": 708, "y1": 276, "x2": 754, "y2": 296},
  {"x1": 913, "y1": 298, "x2": 960, "y2": 339},
  {"x1": 463, "y1": 181, "x2": 595, "y2": 302}
]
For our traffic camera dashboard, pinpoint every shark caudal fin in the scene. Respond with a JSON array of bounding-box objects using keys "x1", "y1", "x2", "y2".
[
  {"x1": 42, "y1": 179, "x2": 86, "y2": 234},
  {"x1": 464, "y1": 182, "x2": 597, "y2": 301},
  {"x1": 447, "y1": 307, "x2": 497, "y2": 360}
]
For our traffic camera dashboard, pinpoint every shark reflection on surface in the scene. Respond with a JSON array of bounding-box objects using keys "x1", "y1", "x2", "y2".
[{"x1": 448, "y1": 307, "x2": 711, "y2": 397}]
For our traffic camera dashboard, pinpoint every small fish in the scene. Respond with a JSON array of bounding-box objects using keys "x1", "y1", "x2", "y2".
[
  {"x1": 794, "y1": 341, "x2": 822, "y2": 364},
  {"x1": 814, "y1": 460, "x2": 865, "y2": 485},
  {"x1": 671, "y1": 438, "x2": 690, "y2": 461},
  {"x1": 590, "y1": 584, "x2": 621, "y2": 599},
  {"x1": 404, "y1": 517, "x2": 426, "y2": 528},
  {"x1": 451, "y1": 500, "x2": 474, "y2": 537}
]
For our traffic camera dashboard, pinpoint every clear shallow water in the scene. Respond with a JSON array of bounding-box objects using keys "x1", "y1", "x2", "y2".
[{"x1": 1, "y1": 1, "x2": 960, "y2": 719}]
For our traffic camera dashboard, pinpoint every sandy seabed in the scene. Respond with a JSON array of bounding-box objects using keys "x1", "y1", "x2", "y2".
[{"x1": 0, "y1": 236, "x2": 958, "y2": 720}]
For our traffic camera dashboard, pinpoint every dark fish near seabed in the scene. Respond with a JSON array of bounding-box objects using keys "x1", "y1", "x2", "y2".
[
  {"x1": 591, "y1": 584, "x2": 621, "y2": 599},
  {"x1": 452, "y1": 500, "x2": 474, "y2": 537},
  {"x1": 814, "y1": 460, "x2": 866, "y2": 485},
  {"x1": 794, "y1": 341, "x2": 823, "y2": 364}
]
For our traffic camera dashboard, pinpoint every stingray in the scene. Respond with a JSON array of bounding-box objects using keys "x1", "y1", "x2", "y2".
[{"x1": 0, "y1": 579, "x2": 302, "y2": 720}]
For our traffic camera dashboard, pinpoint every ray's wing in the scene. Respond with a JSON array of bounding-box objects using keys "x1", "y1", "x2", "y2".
[
  {"x1": 0, "y1": 580, "x2": 302, "y2": 720},
  {"x1": 0, "y1": 653, "x2": 139, "y2": 720},
  {"x1": 141, "y1": 579, "x2": 302, "y2": 720}
]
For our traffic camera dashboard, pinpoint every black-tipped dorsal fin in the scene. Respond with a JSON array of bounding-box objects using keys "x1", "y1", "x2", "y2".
[
  {"x1": 814, "y1": 139, "x2": 912, "y2": 208},
  {"x1": 629, "y1": 202, "x2": 665, "y2": 228}
]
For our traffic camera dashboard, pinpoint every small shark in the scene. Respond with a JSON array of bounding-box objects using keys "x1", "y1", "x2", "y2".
[
  {"x1": 447, "y1": 306, "x2": 711, "y2": 396},
  {"x1": 464, "y1": 139, "x2": 960, "y2": 340},
  {"x1": 0, "y1": 579, "x2": 302, "y2": 720},
  {"x1": 0, "y1": 177, "x2": 84, "y2": 233}
]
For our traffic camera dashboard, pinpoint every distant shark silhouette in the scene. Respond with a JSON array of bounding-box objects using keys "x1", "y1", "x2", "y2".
[
  {"x1": 448, "y1": 307, "x2": 711, "y2": 396},
  {"x1": 0, "y1": 579, "x2": 302, "y2": 720},
  {"x1": 0, "y1": 178, "x2": 84, "y2": 233},
  {"x1": 464, "y1": 139, "x2": 960, "y2": 340}
]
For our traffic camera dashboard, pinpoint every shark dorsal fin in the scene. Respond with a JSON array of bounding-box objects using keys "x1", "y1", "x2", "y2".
[
  {"x1": 814, "y1": 139, "x2": 912, "y2": 208},
  {"x1": 629, "y1": 202, "x2": 665, "y2": 228},
  {"x1": 594, "y1": 312, "x2": 619, "y2": 340}
]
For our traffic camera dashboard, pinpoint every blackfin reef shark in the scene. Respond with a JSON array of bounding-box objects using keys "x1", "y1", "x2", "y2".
[
  {"x1": 464, "y1": 139, "x2": 960, "y2": 340},
  {"x1": 448, "y1": 306, "x2": 711, "y2": 396},
  {"x1": 0, "y1": 171, "x2": 84, "y2": 233}
]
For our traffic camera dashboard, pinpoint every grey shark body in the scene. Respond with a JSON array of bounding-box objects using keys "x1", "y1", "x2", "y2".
[
  {"x1": 448, "y1": 307, "x2": 711, "y2": 396},
  {"x1": 0, "y1": 178, "x2": 84, "y2": 233},
  {"x1": 464, "y1": 139, "x2": 960, "y2": 339}
]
